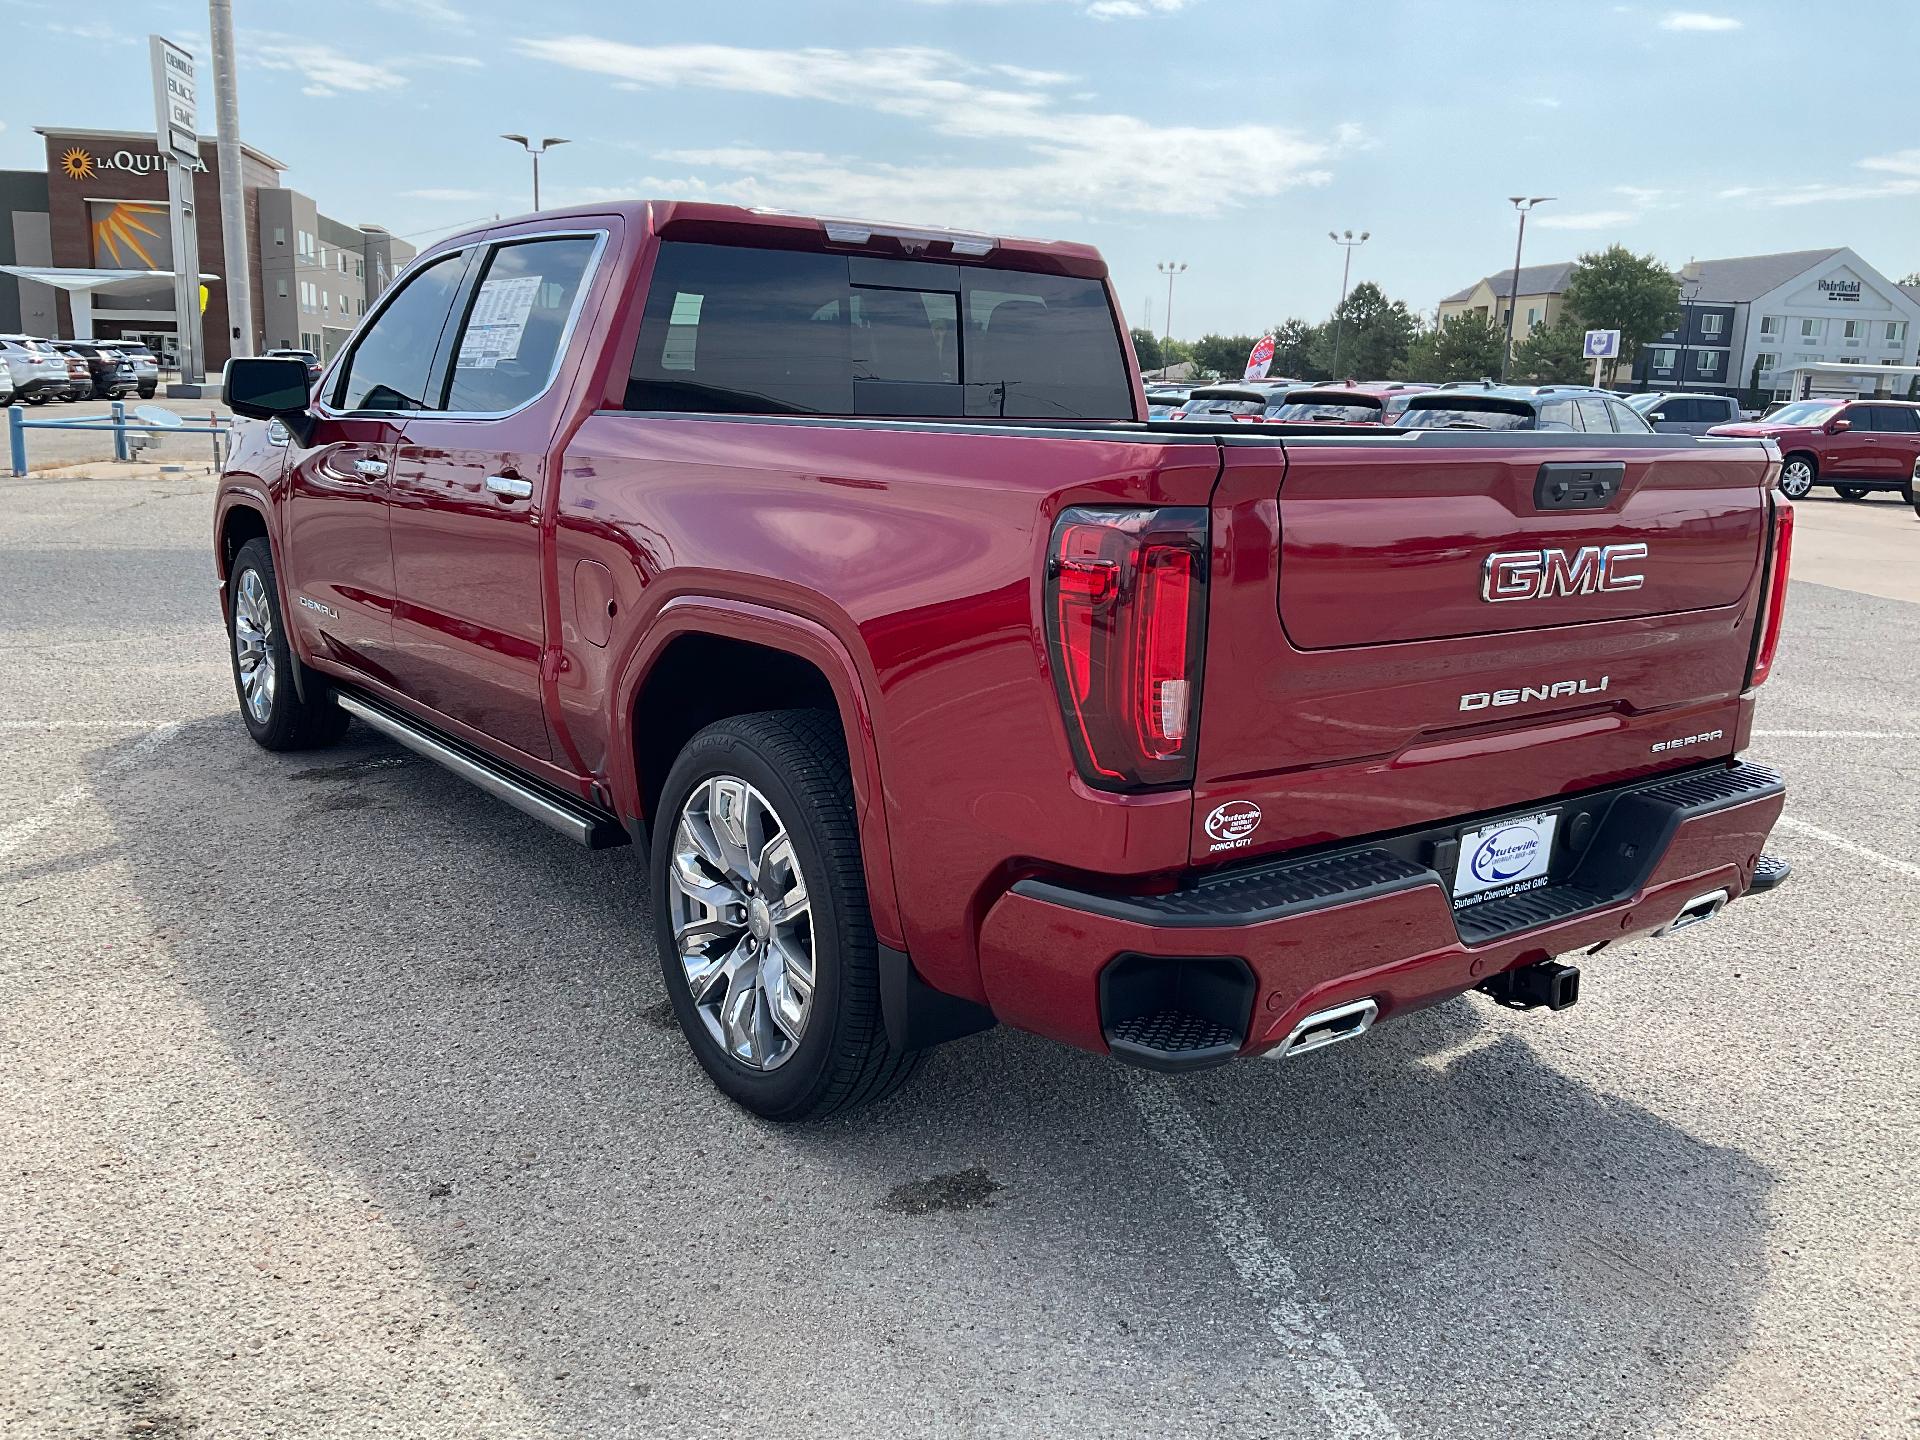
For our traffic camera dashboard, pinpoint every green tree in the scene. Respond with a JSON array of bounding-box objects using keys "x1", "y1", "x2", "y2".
[
  {"x1": 1189, "y1": 333, "x2": 1263, "y2": 380},
  {"x1": 1309, "y1": 281, "x2": 1418, "y2": 381},
  {"x1": 1265, "y1": 318, "x2": 1325, "y2": 380},
  {"x1": 1130, "y1": 326, "x2": 1165, "y2": 374},
  {"x1": 1510, "y1": 314, "x2": 1592, "y2": 384},
  {"x1": 1900, "y1": 271, "x2": 1920, "y2": 286},
  {"x1": 1563, "y1": 246, "x2": 1680, "y2": 380},
  {"x1": 1400, "y1": 312, "x2": 1508, "y2": 382}
]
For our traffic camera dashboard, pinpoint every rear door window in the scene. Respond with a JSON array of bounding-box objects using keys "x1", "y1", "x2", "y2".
[
  {"x1": 1575, "y1": 397, "x2": 1613, "y2": 432},
  {"x1": 444, "y1": 235, "x2": 600, "y2": 414},
  {"x1": 1537, "y1": 400, "x2": 1578, "y2": 431},
  {"x1": 626, "y1": 241, "x2": 1132, "y2": 420}
]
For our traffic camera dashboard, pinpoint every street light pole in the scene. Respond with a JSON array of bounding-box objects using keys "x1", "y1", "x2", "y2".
[
  {"x1": 1499, "y1": 196, "x2": 1554, "y2": 382},
  {"x1": 1156, "y1": 260, "x2": 1186, "y2": 377},
  {"x1": 501, "y1": 134, "x2": 569, "y2": 212},
  {"x1": 1327, "y1": 229, "x2": 1369, "y2": 377},
  {"x1": 1675, "y1": 260, "x2": 1702, "y2": 392},
  {"x1": 208, "y1": 0, "x2": 253, "y2": 362}
]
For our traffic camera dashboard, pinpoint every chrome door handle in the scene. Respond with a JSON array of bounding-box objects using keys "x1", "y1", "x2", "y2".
[
  {"x1": 485, "y1": 475, "x2": 533, "y2": 499},
  {"x1": 353, "y1": 458, "x2": 389, "y2": 479}
]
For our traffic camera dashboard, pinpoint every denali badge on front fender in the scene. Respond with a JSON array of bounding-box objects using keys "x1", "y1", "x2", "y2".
[
  {"x1": 1482, "y1": 543, "x2": 1648, "y2": 602},
  {"x1": 297, "y1": 595, "x2": 338, "y2": 618}
]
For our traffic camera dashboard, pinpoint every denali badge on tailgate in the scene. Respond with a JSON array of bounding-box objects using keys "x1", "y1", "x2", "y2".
[{"x1": 1482, "y1": 543, "x2": 1647, "y2": 602}]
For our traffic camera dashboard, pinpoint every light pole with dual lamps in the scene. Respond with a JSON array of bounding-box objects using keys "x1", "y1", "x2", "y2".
[
  {"x1": 501, "y1": 134, "x2": 569, "y2": 213},
  {"x1": 1156, "y1": 261, "x2": 1186, "y2": 376},
  {"x1": 1327, "y1": 229, "x2": 1369, "y2": 376}
]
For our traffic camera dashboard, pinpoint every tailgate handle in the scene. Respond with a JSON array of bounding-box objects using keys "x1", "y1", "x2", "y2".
[{"x1": 1534, "y1": 461, "x2": 1625, "y2": 511}]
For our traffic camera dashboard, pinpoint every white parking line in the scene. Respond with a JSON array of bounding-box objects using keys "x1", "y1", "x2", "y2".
[
  {"x1": 1774, "y1": 815, "x2": 1920, "y2": 883},
  {"x1": 1124, "y1": 1073, "x2": 1403, "y2": 1440},
  {"x1": 0, "y1": 719, "x2": 181, "y2": 730},
  {"x1": 0, "y1": 722, "x2": 184, "y2": 865},
  {"x1": 1752, "y1": 730, "x2": 1920, "y2": 740}
]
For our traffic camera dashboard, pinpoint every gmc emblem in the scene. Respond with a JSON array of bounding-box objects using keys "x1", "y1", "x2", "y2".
[{"x1": 1482, "y1": 543, "x2": 1647, "y2": 603}]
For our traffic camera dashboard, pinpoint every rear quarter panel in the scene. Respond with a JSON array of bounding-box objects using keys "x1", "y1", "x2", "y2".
[{"x1": 553, "y1": 415, "x2": 1218, "y2": 999}]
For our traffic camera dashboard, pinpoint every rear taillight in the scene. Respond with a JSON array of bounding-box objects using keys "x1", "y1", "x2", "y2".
[
  {"x1": 1046, "y1": 506, "x2": 1208, "y2": 789},
  {"x1": 1749, "y1": 496, "x2": 1794, "y2": 686}
]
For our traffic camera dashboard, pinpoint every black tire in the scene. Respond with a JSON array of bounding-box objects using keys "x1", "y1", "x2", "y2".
[
  {"x1": 1836, "y1": 484, "x2": 1869, "y2": 501},
  {"x1": 1777, "y1": 452, "x2": 1817, "y2": 499},
  {"x1": 651, "y1": 709, "x2": 918, "y2": 1121},
  {"x1": 226, "y1": 537, "x2": 350, "y2": 751},
  {"x1": 139, "y1": 387, "x2": 156, "y2": 400},
  {"x1": 25, "y1": 393, "x2": 48, "y2": 406}
]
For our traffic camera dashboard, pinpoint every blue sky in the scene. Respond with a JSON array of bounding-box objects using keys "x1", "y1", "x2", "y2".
[{"x1": 5, "y1": 0, "x2": 1917, "y2": 336}]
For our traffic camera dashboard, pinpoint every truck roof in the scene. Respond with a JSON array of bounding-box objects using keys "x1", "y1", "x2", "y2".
[{"x1": 432, "y1": 201, "x2": 1111, "y2": 280}]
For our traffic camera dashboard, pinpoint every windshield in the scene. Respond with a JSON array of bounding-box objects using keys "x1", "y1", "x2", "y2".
[
  {"x1": 1399, "y1": 401, "x2": 1533, "y2": 431},
  {"x1": 1266, "y1": 397, "x2": 1382, "y2": 423},
  {"x1": 1623, "y1": 393, "x2": 1663, "y2": 413},
  {"x1": 1764, "y1": 401, "x2": 1840, "y2": 426}
]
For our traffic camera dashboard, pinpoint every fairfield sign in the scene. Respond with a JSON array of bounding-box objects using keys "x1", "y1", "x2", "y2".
[
  {"x1": 1818, "y1": 277, "x2": 1863, "y2": 303},
  {"x1": 55, "y1": 143, "x2": 205, "y2": 181}
]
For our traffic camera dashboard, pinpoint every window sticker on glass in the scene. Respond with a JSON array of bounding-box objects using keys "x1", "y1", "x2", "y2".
[{"x1": 458, "y1": 273, "x2": 544, "y2": 369}]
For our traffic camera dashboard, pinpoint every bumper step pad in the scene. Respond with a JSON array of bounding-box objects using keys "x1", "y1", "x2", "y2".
[{"x1": 1749, "y1": 852, "x2": 1792, "y2": 893}]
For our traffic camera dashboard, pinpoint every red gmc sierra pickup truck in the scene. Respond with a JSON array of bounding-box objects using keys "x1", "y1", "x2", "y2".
[{"x1": 215, "y1": 201, "x2": 1794, "y2": 1120}]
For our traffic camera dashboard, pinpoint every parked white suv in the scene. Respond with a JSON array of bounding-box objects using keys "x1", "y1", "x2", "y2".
[{"x1": 0, "y1": 336, "x2": 73, "y2": 405}]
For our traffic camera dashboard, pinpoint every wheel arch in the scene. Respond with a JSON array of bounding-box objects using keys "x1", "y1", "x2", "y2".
[{"x1": 612, "y1": 597, "x2": 905, "y2": 950}]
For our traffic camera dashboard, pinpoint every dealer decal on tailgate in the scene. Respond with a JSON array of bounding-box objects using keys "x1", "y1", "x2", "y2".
[{"x1": 1453, "y1": 811, "x2": 1558, "y2": 908}]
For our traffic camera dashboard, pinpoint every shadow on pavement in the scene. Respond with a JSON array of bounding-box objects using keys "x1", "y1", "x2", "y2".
[{"x1": 91, "y1": 716, "x2": 1775, "y2": 1439}]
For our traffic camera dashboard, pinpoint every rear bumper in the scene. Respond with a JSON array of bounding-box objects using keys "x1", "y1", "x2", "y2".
[{"x1": 977, "y1": 761, "x2": 1785, "y2": 1063}]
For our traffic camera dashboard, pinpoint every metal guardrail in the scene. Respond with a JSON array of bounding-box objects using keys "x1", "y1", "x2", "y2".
[{"x1": 7, "y1": 400, "x2": 232, "y2": 477}]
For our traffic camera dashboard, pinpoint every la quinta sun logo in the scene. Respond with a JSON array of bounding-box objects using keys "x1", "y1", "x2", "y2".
[{"x1": 61, "y1": 148, "x2": 96, "y2": 181}]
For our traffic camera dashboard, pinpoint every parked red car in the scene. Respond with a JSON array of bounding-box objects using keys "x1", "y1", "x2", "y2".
[
  {"x1": 214, "y1": 201, "x2": 1792, "y2": 1120},
  {"x1": 1264, "y1": 381, "x2": 1434, "y2": 424},
  {"x1": 1708, "y1": 397, "x2": 1920, "y2": 501}
]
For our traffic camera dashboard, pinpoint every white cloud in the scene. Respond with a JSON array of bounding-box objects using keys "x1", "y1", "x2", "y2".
[
  {"x1": 247, "y1": 35, "x2": 482, "y2": 95},
  {"x1": 249, "y1": 40, "x2": 403, "y2": 97},
  {"x1": 1535, "y1": 209, "x2": 1638, "y2": 230},
  {"x1": 1859, "y1": 149, "x2": 1920, "y2": 177},
  {"x1": 1612, "y1": 184, "x2": 1665, "y2": 204},
  {"x1": 1658, "y1": 11, "x2": 1742, "y2": 31},
  {"x1": 375, "y1": 0, "x2": 471, "y2": 29},
  {"x1": 518, "y1": 38, "x2": 1340, "y2": 224},
  {"x1": 1717, "y1": 152, "x2": 1920, "y2": 208},
  {"x1": 401, "y1": 187, "x2": 496, "y2": 201},
  {"x1": 910, "y1": 0, "x2": 1191, "y2": 14}
]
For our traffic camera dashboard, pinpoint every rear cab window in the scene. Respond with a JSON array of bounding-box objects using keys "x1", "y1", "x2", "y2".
[
  {"x1": 626, "y1": 241, "x2": 1133, "y2": 420},
  {"x1": 1267, "y1": 393, "x2": 1383, "y2": 422},
  {"x1": 1399, "y1": 398, "x2": 1533, "y2": 431}
]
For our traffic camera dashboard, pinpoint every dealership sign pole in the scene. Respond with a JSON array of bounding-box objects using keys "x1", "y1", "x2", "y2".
[{"x1": 150, "y1": 33, "x2": 205, "y2": 390}]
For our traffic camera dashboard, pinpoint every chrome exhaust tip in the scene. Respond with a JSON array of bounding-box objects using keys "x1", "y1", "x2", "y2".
[
  {"x1": 1272, "y1": 997, "x2": 1379, "y2": 1060},
  {"x1": 1656, "y1": 888, "x2": 1730, "y2": 937}
]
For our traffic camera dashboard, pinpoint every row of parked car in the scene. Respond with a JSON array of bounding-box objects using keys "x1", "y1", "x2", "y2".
[
  {"x1": 0, "y1": 334, "x2": 161, "y2": 405},
  {"x1": 1147, "y1": 378, "x2": 1682, "y2": 434},
  {"x1": 1145, "y1": 377, "x2": 1920, "y2": 507}
]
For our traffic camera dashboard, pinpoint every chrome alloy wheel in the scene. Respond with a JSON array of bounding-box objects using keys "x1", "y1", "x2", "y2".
[
  {"x1": 668, "y1": 775, "x2": 815, "y2": 1071},
  {"x1": 233, "y1": 568, "x2": 277, "y2": 725},
  {"x1": 1779, "y1": 458, "x2": 1814, "y2": 498}
]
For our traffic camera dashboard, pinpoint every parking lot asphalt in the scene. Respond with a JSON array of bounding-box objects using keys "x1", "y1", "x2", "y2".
[
  {"x1": 6, "y1": 395, "x2": 233, "y2": 473},
  {"x1": 1, "y1": 474, "x2": 1914, "y2": 1439}
]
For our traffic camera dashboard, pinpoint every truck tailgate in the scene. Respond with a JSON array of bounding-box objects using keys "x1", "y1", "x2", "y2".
[{"x1": 1191, "y1": 430, "x2": 1779, "y2": 865}]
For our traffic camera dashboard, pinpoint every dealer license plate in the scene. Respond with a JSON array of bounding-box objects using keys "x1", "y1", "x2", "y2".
[{"x1": 1452, "y1": 810, "x2": 1559, "y2": 907}]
